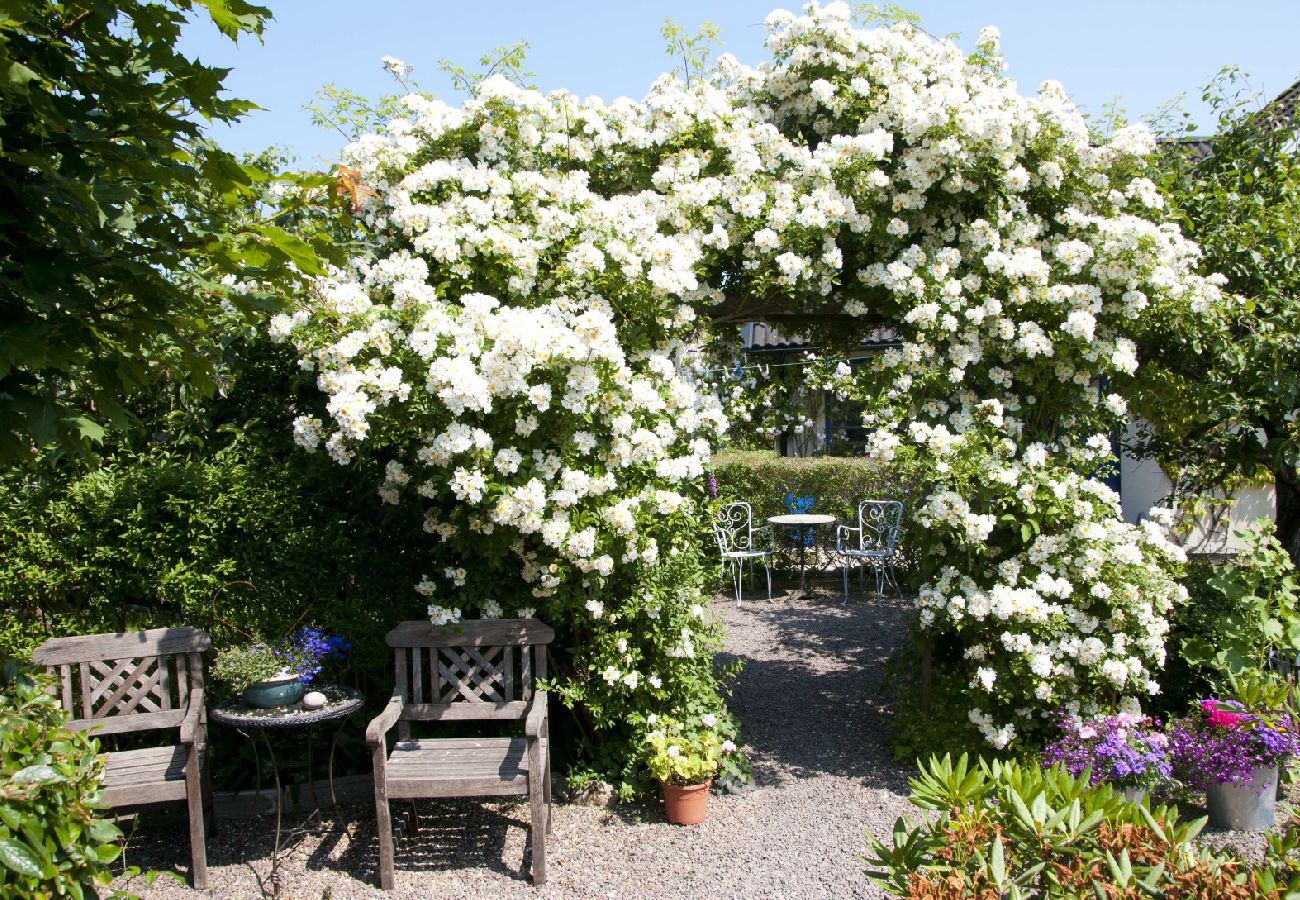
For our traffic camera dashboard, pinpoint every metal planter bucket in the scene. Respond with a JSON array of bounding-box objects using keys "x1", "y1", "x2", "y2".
[
  {"x1": 1121, "y1": 786, "x2": 1147, "y2": 805},
  {"x1": 1206, "y1": 764, "x2": 1278, "y2": 831}
]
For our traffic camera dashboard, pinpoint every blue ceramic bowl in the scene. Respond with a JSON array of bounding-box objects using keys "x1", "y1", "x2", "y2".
[{"x1": 242, "y1": 676, "x2": 305, "y2": 709}]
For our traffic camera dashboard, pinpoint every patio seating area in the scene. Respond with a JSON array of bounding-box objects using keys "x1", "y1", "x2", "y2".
[{"x1": 713, "y1": 498, "x2": 906, "y2": 603}]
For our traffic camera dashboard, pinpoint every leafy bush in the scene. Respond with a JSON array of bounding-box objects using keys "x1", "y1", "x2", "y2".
[
  {"x1": 0, "y1": 661, "x2": 122, "y2": 897},
  {"x1": 866, "y1": 753, "x2": 1299, "y2": 897},
  {"x1": 643, "y1": 714, "x2": 727, "y2": 786},
  {"x1": 1182, "y1": 521, "x2": 1300, "y2": 680},
  {"x1": 0, "y1": 439, "x2": 431, "y2": 686},
  {"x1": 1154, "y1": 558, "x2": 1228, "y2": 717},
  {"x1": 884, "y1": 643, "x2": 989, "y2": 762}
]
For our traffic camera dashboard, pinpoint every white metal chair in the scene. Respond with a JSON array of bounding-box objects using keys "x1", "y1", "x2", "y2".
[
  {"x1": 713, "y1": 501, "x2": 773, "y2": 604},
  {"x1": 836, "y1": 500, "x2": 904, "y2": 602}
]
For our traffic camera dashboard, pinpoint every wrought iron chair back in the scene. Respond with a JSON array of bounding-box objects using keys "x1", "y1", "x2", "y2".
[
  {"x1": 837, "y1": 499, "x2": 905, "y2": 601},
  {"x1": 713, "y1": 501, "x2": 759, "y2": 554},
  {"x1": 712, "y1": 501, "x2": 772, "y2": 603},
  {"x1": 855, "y1": 500, "x2": 904, "y2": 554}
]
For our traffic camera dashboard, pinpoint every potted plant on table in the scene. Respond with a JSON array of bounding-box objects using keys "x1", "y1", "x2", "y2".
[
  {"x1": 1170, "y1": 692, "x2": 1300, "y2": 830},
  {"x1": 1041, "y1": 711, "x2": 1173, "y2": 803},
  {"x1": 645, "y1": 713, "x2": 736, "y2": 825},
  {"x1": 212, "y1": 627, "x2": 349, "y2": 709}
]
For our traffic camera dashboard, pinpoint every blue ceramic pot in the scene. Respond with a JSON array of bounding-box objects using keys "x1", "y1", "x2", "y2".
[{"x1": 242, "y1": 674, "x2": 305, "y2": 709}]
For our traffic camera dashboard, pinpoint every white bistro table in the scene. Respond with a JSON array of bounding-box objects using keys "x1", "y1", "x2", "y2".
[{"x1": 766, "y1": 513, "x2": 837, "y2": 591}]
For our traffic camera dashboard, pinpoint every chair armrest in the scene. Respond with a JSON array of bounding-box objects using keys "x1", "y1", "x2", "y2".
[
  {"x1": 836, "y1": 525, "x2": 859, "y2": 553},
  {"x1": 366, "y1": 689, "x2": 405, "y2": 746},
  {"x1": 179, "y1": 689, "x2": 204, "y2": 744},
  {"x1": 524, "y1": 690, "x2": 549, "y2": 738},
  {"x1": 751, "y1": 525, "x2": 774, "y2": 552}
]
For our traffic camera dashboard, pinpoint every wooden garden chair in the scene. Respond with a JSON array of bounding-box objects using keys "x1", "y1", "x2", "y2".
[
  {"x1": 31, "y1": 627, "x2": 212, "y2": 889},
  {"x1": 367, "y1": 618, "x2": 554, "y2": 888}
]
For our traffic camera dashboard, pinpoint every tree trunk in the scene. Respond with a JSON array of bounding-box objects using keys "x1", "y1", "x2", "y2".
[{"x1": 1274, "y1": 467, "x2": 1300, "y2": 569}]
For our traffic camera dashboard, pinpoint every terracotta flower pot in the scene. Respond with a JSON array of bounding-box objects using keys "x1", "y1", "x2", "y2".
[{"x1": 661, "y1": 780, "x2": 710, "y2": 825}]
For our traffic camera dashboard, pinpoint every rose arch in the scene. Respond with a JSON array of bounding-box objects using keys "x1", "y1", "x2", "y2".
[{"x1": 273, "y1": 3, "x2": 1215, "y2": 781}]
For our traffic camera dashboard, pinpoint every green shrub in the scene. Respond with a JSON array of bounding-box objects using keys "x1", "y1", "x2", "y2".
[
  {"x1": 0, "y1": 441, "x2": 432, "y2": 685},
  {"x1": 0, "y1": 661, "x2": 122, "y2": 897},
  {"x1": 866, "y1": 753, "x2": 1299, "y2": 897},
  {"x1": 1157, "y1": 521, "x2": 1300, "y2": 717},
  {"x1": 883, "y1": 642, "x2": 989, "y2": 762},
  {"x1": 1155, "y1": 558, "x2": 1231, "y2": 718}
]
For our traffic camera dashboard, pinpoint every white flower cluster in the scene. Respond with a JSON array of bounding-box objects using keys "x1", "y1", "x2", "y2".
[{"x1": 911, "y1": 428, "x2": 1187, "y2": 748}]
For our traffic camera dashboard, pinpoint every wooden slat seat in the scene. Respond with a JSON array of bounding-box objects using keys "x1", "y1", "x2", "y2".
[
  {"x1": 102, "y1": 745, "x2": 189, "y2": 805},
  {"x1": 368, "y1": 618, "x2": 554, "y2": 888},
  {"x1": 386, "y1": 737, "x2": 551, "y2": 799},
  {"x1": 31, "y1": 627, "x2": 211, "y2": 889}
]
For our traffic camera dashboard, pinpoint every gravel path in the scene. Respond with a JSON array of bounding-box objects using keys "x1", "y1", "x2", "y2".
[{"x1": 112, "y1": 591, "x2": 918, "y2": 899}]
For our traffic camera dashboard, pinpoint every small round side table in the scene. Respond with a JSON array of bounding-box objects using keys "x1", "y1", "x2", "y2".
[
  {"x1": 767, "y1": 513, "x2": 838, "y2": 591},
  {"x1": 210, "y1": 683, "x2": 363, "y2": 862}
]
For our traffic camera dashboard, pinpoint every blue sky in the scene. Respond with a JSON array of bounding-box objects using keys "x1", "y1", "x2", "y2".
[{"x1": 178, "y1": 1, "x2": 1300, "y2": 166}]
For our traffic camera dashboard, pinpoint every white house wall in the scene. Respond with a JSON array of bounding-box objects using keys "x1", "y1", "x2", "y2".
[{"x1": 1120, "y1": 423, "x2": 1275, "y2": 554}]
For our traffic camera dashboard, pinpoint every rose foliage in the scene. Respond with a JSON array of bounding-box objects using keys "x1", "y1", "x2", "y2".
[{"x1": 276, "y1": 2, "x2": 1224, "y2": 759}]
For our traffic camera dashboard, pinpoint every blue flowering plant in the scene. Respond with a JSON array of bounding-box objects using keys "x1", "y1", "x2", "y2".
[
  {"x1": 1041, "y1": 712, "x2": 1173, "y2": 790},
  {"x1": 282, "y1": 627, "x2": 350, "y2": 683},
  {"x1": 212, "y1": 627, "x2": 350, "y2": 694},
  {"x1": 782, "y1": 492, "x2": 816, "y2": 548}
]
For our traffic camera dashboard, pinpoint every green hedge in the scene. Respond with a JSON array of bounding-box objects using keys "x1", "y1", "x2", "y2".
[
  {"x1": 710, "y1": 448, "x2": 927, "y2": 571},
  {"x1": 711, "y1": 448, "x2": 927, "y2": 521}
]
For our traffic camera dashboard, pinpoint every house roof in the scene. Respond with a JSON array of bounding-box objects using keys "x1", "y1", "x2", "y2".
[{"x1": 1160, "y1": 77, "x2": 1299, "y2": 160}]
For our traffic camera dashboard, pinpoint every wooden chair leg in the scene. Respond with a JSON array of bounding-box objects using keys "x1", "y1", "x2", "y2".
[
  {"x1": 544, "y1": 747, "x2": 553, "y2": 835},
  {"x1": 374, "y1": 778, "x2": 395, "y2": 889},
  {"x1": 185, "y1": 747, "x2": 208, "y2": 890},
  {"x1": 200, "y1": 733, "x2": 215, "y2": 833},
  {"x1": 529, "y1": 776, "x2": 547, "y2": 885}
]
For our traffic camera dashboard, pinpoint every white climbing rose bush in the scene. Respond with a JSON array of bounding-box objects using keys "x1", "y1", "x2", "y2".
[{"x1": 277, "y1": 1, "x2": 1221, "y2": 758}]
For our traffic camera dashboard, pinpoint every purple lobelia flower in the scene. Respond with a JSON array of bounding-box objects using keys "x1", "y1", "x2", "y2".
[{"x1": 1169, "y1": 699, "x2": 1300, "y2": 791}]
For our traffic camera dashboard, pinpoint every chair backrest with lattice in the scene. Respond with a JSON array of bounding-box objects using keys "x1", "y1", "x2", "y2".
[
  {"x1": 856, "y1": 500, "x2": 904, "y2": 552},
  {"x1": 714, "y1": 501, "x2": 757, "y2": 555},
  {"x1": 30, "y1": 627, "x2": 210, "y2": 736},
  {"x1": 385, "y1": 619, "x2": 554, "y2": 723}
]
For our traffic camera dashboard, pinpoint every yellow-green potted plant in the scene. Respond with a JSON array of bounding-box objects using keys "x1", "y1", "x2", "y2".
[{"x1": 645, "y1": 713, "x2": 732, "y2": 825}]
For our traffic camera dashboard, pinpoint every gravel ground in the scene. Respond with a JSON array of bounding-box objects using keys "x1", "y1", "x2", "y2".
[{"x1": 111, "y1": 586, "x2": 918, "y2": 899}]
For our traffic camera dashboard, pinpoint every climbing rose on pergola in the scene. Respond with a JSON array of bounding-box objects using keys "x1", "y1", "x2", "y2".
[{"x1": 275, "y1": 2, "x2": 1215, "y2": 759}]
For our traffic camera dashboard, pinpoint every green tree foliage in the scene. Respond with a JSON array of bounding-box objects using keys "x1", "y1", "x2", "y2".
[
  {"x1": 0, "y1": 337, "x2": 432, "y2": 682},
  {"x1": 0, "y1": 0, "x2": 328, "y2": 464},
  {"x1": 1134, "y1": 68, "x2": 1300, "y2": 561}
]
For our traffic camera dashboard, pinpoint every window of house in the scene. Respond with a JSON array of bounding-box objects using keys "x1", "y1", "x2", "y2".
[{"x1": 823, "y1": 358, "x2": 868, "y2": 456}]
